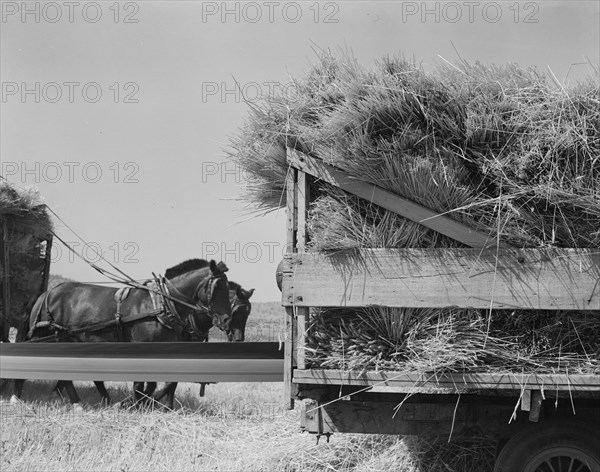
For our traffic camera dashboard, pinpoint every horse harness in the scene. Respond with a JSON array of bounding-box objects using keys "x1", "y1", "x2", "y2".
[
  {"x1": 26, "y1": 273, "x2": 225, "y2": 343},
  {"x1": 231, "y1": 296, "x2": 250, "y2": 319}
]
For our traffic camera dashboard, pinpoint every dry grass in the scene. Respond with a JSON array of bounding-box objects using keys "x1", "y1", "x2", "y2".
[
  {"x1": 0, "y1": 382, "x2": 496, "y2": 472},
  {"x1": 305, "y1": 307, "x2": 600, "y2": 375},
  {"x1": 229, "y1": 54, "x2": 600, "y2": 251}
]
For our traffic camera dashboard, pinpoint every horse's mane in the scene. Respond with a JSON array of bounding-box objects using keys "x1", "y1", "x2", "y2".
[
  {"x1": 228, "y1": 281, "x2": 241, "y2": 291},
  {"x1": 165, "y1": 259, "x2": 210, "y2": 279}
]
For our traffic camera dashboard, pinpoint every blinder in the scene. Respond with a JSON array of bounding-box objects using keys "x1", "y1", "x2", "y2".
[{"x1": 203, "y1": 272, "x2": 230, "y2": 330}]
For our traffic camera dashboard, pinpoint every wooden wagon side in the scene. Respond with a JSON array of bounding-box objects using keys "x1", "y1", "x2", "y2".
[
  {"x1": 0, "y1": 210, "x2": 53, "y2": 341},
  {"x1": 281, "y1": 148, "x2": 600, "y2": 467}
]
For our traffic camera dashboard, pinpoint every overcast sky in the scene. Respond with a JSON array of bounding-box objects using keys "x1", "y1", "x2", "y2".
[{"x1": 1, "y1": 1, "x2": 598, "y2": 301}]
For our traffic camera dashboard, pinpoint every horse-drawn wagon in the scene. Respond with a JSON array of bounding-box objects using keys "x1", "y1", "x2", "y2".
[
  {"x1": 280, "y1": 148, "x2": 600, "y2": 471},
  {"x1": 0, "y1": 180, "x2": 279, "y2": 407}
]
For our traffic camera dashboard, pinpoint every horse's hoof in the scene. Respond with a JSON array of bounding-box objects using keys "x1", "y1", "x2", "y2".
[{"x1": 72, "y1": 403, "x2": 83, "y2": 414}]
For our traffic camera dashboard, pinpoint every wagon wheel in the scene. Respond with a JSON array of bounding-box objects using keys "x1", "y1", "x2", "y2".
[{"x1": 494, "y1": 420, "x2": 600, "y2": 472}]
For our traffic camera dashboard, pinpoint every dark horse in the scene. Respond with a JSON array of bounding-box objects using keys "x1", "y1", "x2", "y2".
[
  {"x1": 227, "y1": 281, "x2": 254, "y2": 342},
  {"x1": 12, "y1": 259, "x2": 232, "y2": 408},
  {"x1": 134, "y1": 279, "x2": 255, "y2": 404},
  {"x1": 50, "y1": 263, "x2": 254, "y2": 407}
]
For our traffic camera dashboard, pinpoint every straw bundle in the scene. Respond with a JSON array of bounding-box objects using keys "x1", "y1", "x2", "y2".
[
  {"x1": 305, "y1": 307, "x2": 599, "y2": 374},
  {"x1": 0, "y1": 181, "x2": 53, "y2": 330},
  {"x1": 229, "y1": 53, "x2": 600, "y2": 376}
]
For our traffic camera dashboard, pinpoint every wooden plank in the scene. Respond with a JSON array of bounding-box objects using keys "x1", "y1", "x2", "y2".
[
  {"x1": 283, "y1": 161, "x2": 298, "y2": 409},
  {"x1": 1, "y1": 342, "x2": 284, "y2": 382},
  {"x1": 293, "y1": 369, "x2": 600, "y2": 392},
  {"x1": 302, "y1": 398, "x2": 522, "y2": 437},
  {"x1": 281, "y1": 248, "x2": 600, "y2": 310},
  {"x1": 295, "y1": 171, "x2": 310, "y2": 371},
  {"x1": 301, "y1": 398, "x2": 600, "y2": 437},
  {"x1": 1, "y1": 221, "x2": 10, "y2": 322},
  {"x1": 1, "y1": 341, "x2": 284, "y2": 358},
  {"x1": 1, "y1": 357, "x2": 283, "y2": 383},
  {"x1": 297, "y1": 171, "x2": 309, "y2": 250},
  {"x1": 521, "y1": 390, "x2": 531, "y2": 411},
  {"x1": 287, "y1": 149, "x2": 504, "y2": 249},
  {"x1": 283, "y1": 307, "x2": 295, "y2": 409},
  {"x1": 285, "y1": 167, "x2": 297, "y2": 252},
  {"x1": 529, "y1": 390, "x2": 543, "y2": 422}
]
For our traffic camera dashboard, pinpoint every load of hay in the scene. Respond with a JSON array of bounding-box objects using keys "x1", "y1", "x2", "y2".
[
  {"x1": 229, "y1": 53, "x2": 600, "y2": 377},
  {"x1": 0, "y1": 180, "x2": 53, "y2": 332}
]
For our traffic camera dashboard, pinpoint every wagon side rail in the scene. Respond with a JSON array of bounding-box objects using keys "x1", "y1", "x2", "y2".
[{"x1": 282, "y1": 148, "x2": 600, "y2": 411}]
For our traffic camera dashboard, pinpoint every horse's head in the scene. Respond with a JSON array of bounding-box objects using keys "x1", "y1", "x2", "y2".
[
  {"x1": 165, "y1": 258, "x2": 232, "y2": 333},
  {"x1": 197, "y1": 260, "x2": 232, "y2": 331},
  {"x1": 227, "y1": 282, "x2": 254, "y2": 342}
]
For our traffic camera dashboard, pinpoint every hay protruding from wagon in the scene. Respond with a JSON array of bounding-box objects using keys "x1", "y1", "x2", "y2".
[
  {"x1": 0, "y1": 181, "x2": 54, "y2": 333},
  {"x1": 229, "y1": 52, "x2": 600, "y2": 376},
  {"x1": 230, "y1": 53, "x2": 600, "y2": 249}
]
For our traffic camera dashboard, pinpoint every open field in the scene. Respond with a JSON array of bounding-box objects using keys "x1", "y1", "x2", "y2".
[{"x1": 1, "y1": 380, "x2": 496, "y2": 472}]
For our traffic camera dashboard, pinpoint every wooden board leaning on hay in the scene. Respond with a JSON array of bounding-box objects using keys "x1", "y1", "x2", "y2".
[{"x1": 0, "y1": 181, "x2": 53, "y2": 339}]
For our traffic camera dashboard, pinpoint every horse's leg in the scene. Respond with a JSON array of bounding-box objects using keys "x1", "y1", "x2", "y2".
[
  {"x1": 143, "y1": 382, "x2": 157, "y2": 396},
  {"x1": 135, "y1": 382, "x2": 158, "y2": 408},
  {"x1": 152, "y1": 382, "x2": 170, "y2": 401},
  {"x1": 52, "y1": 380, "x2": 80, "y2": 404},
  {"x1": 94, "y1": 381, "x2": 111, "y2": 405},
  {"x1": 161, "y1": 382, "x2": 177, "y2": 410},
  {"x1": 53, "y1": 380, "x2": 67, "y2": 400},
  {"x1": 133, "y1": 381, "x2": 146, "y2": 404},
  {"x1": 11, "y1": 379, "x2": 25, "y2": 402},
  {"x1": 199, "y1": 383, "x2": 207, "y2": 397},
  {"x1": 153, "y1": 382, "x2": 178, "y2": 410},
  {"x1": 151, "y1": 383, "x2": 166, "y2": 402},
  {"x1": 62, "y1": 381, "x2": 81, "y2": 404}
]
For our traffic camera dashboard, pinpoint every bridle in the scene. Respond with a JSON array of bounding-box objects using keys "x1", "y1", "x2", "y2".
[
  {"x1": 162, "y1": 270, "x2": 230, "y2": 337},
  {"x1": 230, "y1": 297, "x2": 251, "y2": 322}
]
